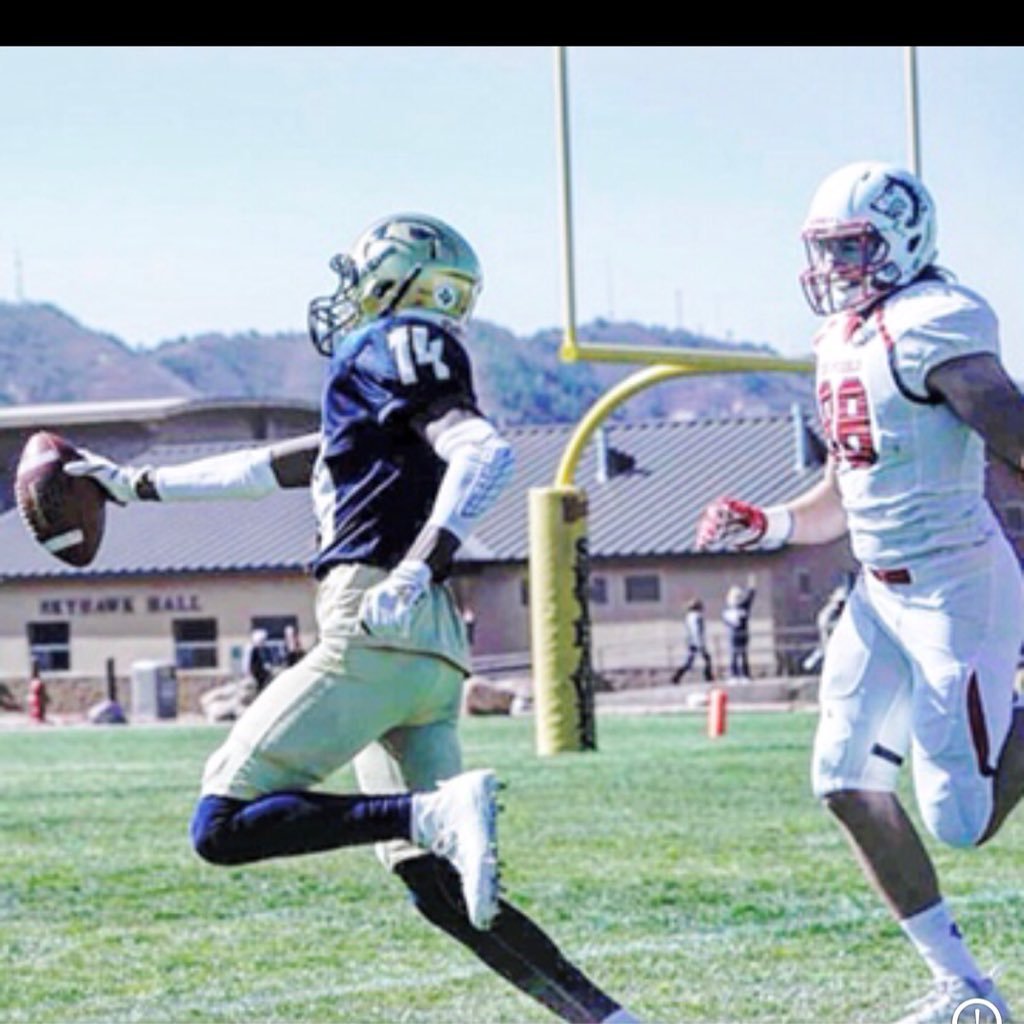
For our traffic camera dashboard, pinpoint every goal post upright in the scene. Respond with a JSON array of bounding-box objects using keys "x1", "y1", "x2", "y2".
[
  {"x1": 552, "y1": 45, "x2": 814, "y2": 376},
  {"x1": 554, "y1": 45, "x2": 582, "y2": 365},
  {"x1": 530, "y1": 46, "x2": 813, "y2": 756}
]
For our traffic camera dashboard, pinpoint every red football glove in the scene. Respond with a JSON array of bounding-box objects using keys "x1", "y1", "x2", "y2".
[{"x1": 695, "y1": 497, "x2": 768, "y2": 551}]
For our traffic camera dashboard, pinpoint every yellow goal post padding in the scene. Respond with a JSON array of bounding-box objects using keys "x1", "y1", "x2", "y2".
[
  {"x1": 528, "y1": 486, "x2": 595, "y2": 755},
  {"x1": 530, "y1": 359, "x2": 813, "y2": 756}
]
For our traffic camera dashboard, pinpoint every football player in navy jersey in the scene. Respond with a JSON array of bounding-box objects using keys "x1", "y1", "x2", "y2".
[{"x1": 68, "y1": 214, "x2": 638, "y2": 1024}]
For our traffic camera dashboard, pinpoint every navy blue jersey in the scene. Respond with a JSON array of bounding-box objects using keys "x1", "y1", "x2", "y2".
[{"x1": 310, "y1": 313, "x2": 479, "y2": 578}]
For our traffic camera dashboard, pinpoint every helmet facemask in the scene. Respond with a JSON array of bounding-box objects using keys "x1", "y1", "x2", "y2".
[
  {"x1": 308, "y1": 254, "x2": 362, "y2": 357},
  {"x1": 800, "y1": 220, "x2": 892, "y2": 316}
]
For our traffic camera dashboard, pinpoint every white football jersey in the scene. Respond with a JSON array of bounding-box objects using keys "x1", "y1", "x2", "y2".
[{"x1": 814, "y1": 277, "x2": 1001, "y2": 568}]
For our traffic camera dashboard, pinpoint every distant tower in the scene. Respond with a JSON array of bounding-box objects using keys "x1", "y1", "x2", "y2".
[{"x1": 14, "y1": 248, "x2": 24, "y2": 303}]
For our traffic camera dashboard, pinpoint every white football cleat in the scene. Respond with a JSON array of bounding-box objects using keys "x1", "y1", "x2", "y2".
[
  {"x1": 411, "y1": 769, "x2": 500, "y2": 930},
  {"x1": 893, "y1": 973, "x2": 1012, "y2": 1024}
]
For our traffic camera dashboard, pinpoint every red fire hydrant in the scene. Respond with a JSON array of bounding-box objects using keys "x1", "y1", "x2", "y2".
[{"x1": 28, "y1": 675, "x2": 49, "y2": 723}]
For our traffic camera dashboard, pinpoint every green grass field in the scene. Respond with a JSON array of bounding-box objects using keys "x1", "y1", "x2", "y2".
[{"x1": 1, "y1": 711, "x2": 1021, "y2": 1023}]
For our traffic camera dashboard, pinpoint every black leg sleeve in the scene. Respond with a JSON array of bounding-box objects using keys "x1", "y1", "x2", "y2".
[{"x1": 191, "y1": 792, "x2": 412, "y2": 865}]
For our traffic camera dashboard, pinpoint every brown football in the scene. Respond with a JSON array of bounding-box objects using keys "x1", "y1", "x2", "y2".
[{"x1": 15, "y1": 431, "x2": 107, "y2": 567}]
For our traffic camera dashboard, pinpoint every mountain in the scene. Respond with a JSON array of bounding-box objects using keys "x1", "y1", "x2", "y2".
[
  {"x1": 0, "y1": 302, "x2": 815, "y2": 423},
  {"x1": 0, "y1": 304, "x2": 200, "y2": 405}
]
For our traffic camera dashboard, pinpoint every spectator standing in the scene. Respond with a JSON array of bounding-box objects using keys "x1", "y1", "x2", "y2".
[
  {"x1": 245, "y1": 629, "x2": 275, "y2": 694},
  {"x1": 462, "y1": 606, "x2": 477, "y2": 647},
  {"x1": 802, "y1": 582, "x2": 851, "y2": 673},
  {"x1": 671, "y1": 598, "x2": 714, "y2": 684},
  {"x1": 283, "y1": 625, "x2": 306, "y2": 667},
  {"x1": 723, "y1": 584, "x2": 756, "y2": 682}
]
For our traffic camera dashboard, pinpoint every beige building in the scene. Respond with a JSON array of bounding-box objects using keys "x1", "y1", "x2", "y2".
[
  {"x1": 1, "y1": 572, "x2": 317, "y2": 713},
  {"x1": 0, "y1": 399, "x2": 320, "y2": 711}
]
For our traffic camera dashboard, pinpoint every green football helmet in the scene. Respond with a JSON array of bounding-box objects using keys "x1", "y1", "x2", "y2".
[{"x1": 308, "y1": 213, "x2": 483, "y2": 356}]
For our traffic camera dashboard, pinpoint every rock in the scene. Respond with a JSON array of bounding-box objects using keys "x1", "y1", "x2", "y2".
[{"x1": 462, "y1": 676, "x2": 516, "y2": 716}]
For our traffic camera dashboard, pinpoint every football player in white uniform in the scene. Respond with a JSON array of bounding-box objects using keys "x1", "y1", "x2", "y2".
[
  {"x1": 696, "y1": 162, "x2": 1024, "y2": 1024},
  {"x1": 69, "y1": 214, "x2": 638, "y2": 1024}
]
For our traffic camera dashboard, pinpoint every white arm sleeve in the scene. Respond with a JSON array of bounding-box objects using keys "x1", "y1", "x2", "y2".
[
  {"x1": 426, "y1": 417, "x2": 515, "y2": 542},
  {"x1": 151, "y1": 447, "x2": 280, "y2": 501}
]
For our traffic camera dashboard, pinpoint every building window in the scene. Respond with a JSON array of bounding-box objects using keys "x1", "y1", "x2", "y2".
[
  {"x1": 519, "y1": 578, "x2": 530, "y2": 606},
  {"x1": 173, "y1": 618, "x2": 219, "y2": 669},
  {"x1": 624, "y1": 574, "x2": 661, "y2": 603},
  {"x1": 589, "y1": 575, "x2": 608, "y2": 604},
  {"x1": 251, "y1": 615, "x2": 299, "y2": 665},
  {"x1": 27, "y1": 621, "x2": 70, "y2": 672}
]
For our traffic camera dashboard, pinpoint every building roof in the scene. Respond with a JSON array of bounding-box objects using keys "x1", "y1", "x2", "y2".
[
  {"x1": 0, "y1": 412, "x2": 826, "y2": 581},
  {"x1": 0, "y1": 396, "x2": 318, "y2": 430},
  {"x1": 0, "y1": 398, "x2": 192, "y2": 429},
  {"x1": 480, "y1": 410, "x2": 826, "y2": 562}
]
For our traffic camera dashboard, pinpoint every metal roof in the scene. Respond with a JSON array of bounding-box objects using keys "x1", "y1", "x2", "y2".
[
  {"x1": 0, "y1": 396, "x2": 319, "y2": 429},
  {"x1": 479, "y1": 410, "x2": 827, "y2": 561},
  {"x1": 0, "y1": 412, "x2": 825, "y2": 581},
  {"x1": 0, "y1": 398, "x2": 192, "y2": 428}
]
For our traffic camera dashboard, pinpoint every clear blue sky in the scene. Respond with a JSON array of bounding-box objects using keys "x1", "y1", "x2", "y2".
[{"x1": 1, "y1": 46, "x2": 1023, "y2": 374}]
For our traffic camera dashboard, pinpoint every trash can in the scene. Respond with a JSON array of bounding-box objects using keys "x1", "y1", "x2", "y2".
[{"x1": 131, "y1": 660, "x2": 178, "y2": 720}]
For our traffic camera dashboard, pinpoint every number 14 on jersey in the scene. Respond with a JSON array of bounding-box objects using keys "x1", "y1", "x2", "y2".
[{"x1": 388, "y1": 325, "x2": 451, "y2": 385}]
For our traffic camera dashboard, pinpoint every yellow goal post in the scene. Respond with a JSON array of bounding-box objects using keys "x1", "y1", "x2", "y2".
[{"x1": 530, "y1": 49, "x2": 814, "y2": 755}]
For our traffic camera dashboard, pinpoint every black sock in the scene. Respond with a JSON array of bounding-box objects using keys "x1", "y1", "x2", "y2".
[{"x1": 191, "y1": 791, "x2": 413, "y2": 865}]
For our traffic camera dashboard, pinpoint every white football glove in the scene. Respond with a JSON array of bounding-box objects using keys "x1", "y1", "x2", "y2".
[
  {"x1": 358, "y1": 560, "x2": 432, "y2": 639},
  {"x1": 64, "y1": 449, "x2": 150, "y2": 506}
]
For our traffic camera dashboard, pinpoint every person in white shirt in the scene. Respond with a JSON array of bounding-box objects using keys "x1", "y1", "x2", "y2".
[{"x1": 696, "y1": 161, "x2": 1024, "y2": 1024}]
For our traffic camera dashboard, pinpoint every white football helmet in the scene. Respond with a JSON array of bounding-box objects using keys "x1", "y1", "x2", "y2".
[
  {"x1": 308, "y1": 213, "x2": 483, "y2": 356},
  {"x1": 800, "y1": 161, "x2": 937, "y2": 316}
]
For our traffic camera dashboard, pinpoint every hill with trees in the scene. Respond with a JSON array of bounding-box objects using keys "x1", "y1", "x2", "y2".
[{"x1": 0, "y1": 302, "x2": 815, "y2": 424}]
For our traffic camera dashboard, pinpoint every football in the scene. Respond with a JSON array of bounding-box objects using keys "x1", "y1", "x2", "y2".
[{"x1": 15, "y1": 430, "x2": 108, "y2": 567}]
